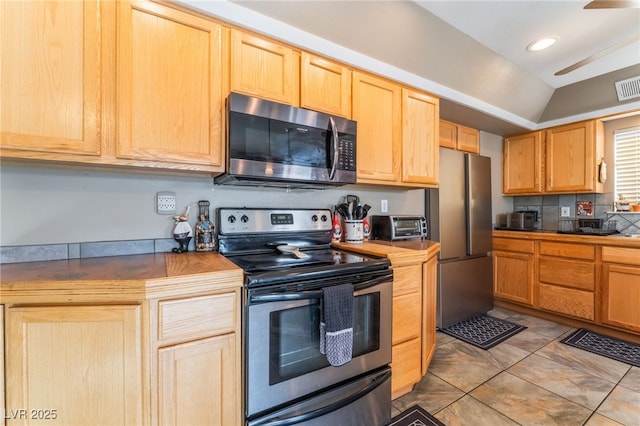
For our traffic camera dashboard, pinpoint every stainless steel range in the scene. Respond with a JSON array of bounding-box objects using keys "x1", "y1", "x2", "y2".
[{"x1": 216, "y1": 208, "x2": 393, "y2": 426}]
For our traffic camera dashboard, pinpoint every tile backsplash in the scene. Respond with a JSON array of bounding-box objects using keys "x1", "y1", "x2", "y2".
[{"x1": 513, "y1": 193, "x2": 640, "y2": 234}]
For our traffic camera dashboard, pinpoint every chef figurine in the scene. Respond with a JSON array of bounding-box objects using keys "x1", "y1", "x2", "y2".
[{"x1": 172, "y1": 206, "x2": 193, "y2": 253}]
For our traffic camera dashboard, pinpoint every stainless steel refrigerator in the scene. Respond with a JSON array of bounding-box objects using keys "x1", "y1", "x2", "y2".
[{"x1": 425, "y1": 148, "x2": 493, "y2": 328}]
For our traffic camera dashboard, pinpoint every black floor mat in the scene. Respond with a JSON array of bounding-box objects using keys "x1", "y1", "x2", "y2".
[
  {"x1": 440, "y1": 314, "x2": 527, "y2": 350},
  {"x1": 561, "y1": 328, "x2": 640, "y2": 368},
  {"x1": 388, "y1": 405, "x2": 445, "y2": 426}
]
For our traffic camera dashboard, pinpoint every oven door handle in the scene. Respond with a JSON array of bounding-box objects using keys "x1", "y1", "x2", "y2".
[
  {"x1": 249, "y1": 368, "x2": 391, "y2": 426},
  {"x1": 249, "y1": 274, "x2": 391, "y2": 303}
]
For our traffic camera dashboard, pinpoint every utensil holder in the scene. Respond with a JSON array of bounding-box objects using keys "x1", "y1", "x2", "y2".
[{"x1": 344, "y1": 220, "x2": 364, "y2": 243}]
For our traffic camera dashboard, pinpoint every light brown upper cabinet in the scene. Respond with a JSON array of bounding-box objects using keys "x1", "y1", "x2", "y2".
[
  {"x1": 230, "y1": 29, "x2": 300, "y2": 106},
  {"x1": 1, "y1": 0, "x2": 104, "y2": 157},
  {"x1": 439, "y1": 120, "x2": 480, "y2": 153},
  {"x1": 300, "y1": 53, "x2": 352, "y2": 118},
  {"x1": 545, "y1": 120, "x2": 604, "y2": 193},
  {"x1": 503, "y1": 131, "x2": 544, "y2": 194},
  {"x1": 352, "y1": 72, "x2": 402, "y2": 185},
  {"x1": 117, "y1": 0, "x2": 225, "y2": 171},
  {"x1": 402, "y1": 89, "x2": 439, "y2": 186},
  {"x1": 503, "y1": 119, "x2": 604, "y2": 195}
]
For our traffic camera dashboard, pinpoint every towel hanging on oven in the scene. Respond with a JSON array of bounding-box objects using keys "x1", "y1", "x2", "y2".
[{"x1": 319, "y1": 283, "x2": 354, "y2": 366}]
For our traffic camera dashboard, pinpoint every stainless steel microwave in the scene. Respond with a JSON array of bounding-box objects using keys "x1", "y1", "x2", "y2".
[
  {"x1": 370, "y1": 215, "x2": 428, "y2": 240},
  {"x1": 215, "y1": 92, "x2": 357, "y2": 188}
]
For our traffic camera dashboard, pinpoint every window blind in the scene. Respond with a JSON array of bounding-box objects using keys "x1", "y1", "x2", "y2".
[{"x1": 615, "y1": 126, "x2": 640, "y2": 204}]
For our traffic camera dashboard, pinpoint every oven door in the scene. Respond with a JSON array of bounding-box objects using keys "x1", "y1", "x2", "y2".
[{"x1": 245, "y1": 272, "x2": 392, "y2": 419}]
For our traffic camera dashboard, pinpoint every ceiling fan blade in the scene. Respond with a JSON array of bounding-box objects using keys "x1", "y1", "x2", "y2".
[
  {"x1": 555, "y1": 34, "x2": 640, "y2": 76},
  {"x1": 584, "y1": 1, "x2": 640, "y2": 9}
]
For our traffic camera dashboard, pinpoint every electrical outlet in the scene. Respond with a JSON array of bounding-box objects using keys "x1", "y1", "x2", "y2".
[
  {"x1": 561, "y1": 206, "x2": 571, "y2": 217},
  {"x1": 381, "y1": 199, "x2": 388, "y2": 213},
  {"x1": 157, "y1": 191, "x2": 176, "y2": 215}
]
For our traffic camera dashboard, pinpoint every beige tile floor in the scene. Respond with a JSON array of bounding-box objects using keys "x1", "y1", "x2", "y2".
[{"x1": 391, "y1": 307, "x2": 640, "y2": 426}]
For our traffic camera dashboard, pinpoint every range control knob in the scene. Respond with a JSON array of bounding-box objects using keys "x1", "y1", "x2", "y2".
[
  {"x1": 311, "y1": 215, "x2": 318, "y2": 222},
  {"x1": 227, "y1": 215, "x2": 236, "y2": 223},
  {"x1": 321, "y1": 214, "x2": 328, "y2": 222},
  {"x1": 241, "y1": 215, "x2": 249, "y2": 223}
]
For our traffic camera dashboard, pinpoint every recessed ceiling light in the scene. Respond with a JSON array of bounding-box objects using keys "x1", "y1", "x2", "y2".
[{"x1": 526, "y1": 37, "x2": 558, "y2": 52}]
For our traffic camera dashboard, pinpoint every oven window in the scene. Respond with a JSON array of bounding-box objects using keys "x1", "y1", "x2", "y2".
[{"x1": 269, "y1": 293, "x2": 381, "y2": 385}]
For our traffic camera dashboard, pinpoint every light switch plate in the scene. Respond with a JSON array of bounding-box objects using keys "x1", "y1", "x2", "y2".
[{"x1": 561, "y1": 206, "x2": 571, "y2": 217}]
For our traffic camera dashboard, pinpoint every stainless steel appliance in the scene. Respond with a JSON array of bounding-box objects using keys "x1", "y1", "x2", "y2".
[
  {"x1": 497, "y1": 211, "x2": 537, "y2": 230},
  {"x1": 215, "y1": 93, "x2": 357, "y2": 188},
  {"x1": 370, "y1": 215, "x2": 428, "y2": 241},
  {"x1": 216, "y1": 208, "x2": 392, "y2": 426},
  {"x1": 425, "y1": 148, "x2": 494, "y2": 328}
]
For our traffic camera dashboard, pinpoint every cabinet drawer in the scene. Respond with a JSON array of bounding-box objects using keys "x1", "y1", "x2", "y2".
[
  {"x1": 392, "y1": 264, "x2": 422, "y2": 296},
  {"x1": 539, "y1": 241, "x2": 595, "y2": 260},
  {"x1": 493, "y1": 238, "x2": 535, "y2": 253},
  {"x1": 602, "y1": 246, "x2": 640, "y2": 266},
  {"x1": 392, "y1": 292, "x2": 421, "y2": 344},
  {"x1": 539, "y1": 257, "x2": 595, "y2": 291},
  {"x1": 391, "y1": 337, "x2": 421, "y2": 396},
  {"x1": 158, "y1": 292, "x2": 237, "y2": 342},
  {"x1": 538, "y1": 283, "x2": 594, "y2": 320}
]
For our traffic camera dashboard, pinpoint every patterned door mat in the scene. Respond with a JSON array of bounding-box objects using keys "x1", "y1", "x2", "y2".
[
  {"x1": 561, "y1": 329, "x2": 640, "y2": 367},
  {"x1": 388, "y1": 405, "x2": 445, "y2": 426},
  {"x1": 439, "y1": 314, "x2": 527, "y2": 350}
]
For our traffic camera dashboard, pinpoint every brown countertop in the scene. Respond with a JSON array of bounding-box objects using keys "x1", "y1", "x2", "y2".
[
  {"x1": 493, "y1": 229, "x2": 640, "y2": 248},
  {"x1": 0, "y1": 252, "x2": 243, "y2": 304},
  {"x1": 333, "y1": 239, "x2": 440, "y2": 266}
]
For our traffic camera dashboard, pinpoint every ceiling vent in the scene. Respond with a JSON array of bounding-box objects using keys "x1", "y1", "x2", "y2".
[{"x1": 615, "y1": 76, "x2": 640, "y2": 101}]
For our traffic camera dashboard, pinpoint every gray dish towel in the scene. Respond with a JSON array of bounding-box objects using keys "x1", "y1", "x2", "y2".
[{"x1": 319, "y1": 283, "x2": 354, "y2": 366}]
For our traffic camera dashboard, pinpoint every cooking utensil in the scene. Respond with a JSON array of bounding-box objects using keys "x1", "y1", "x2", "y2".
[
  {"x1": 355, "y1": 204, "x2": 363, "y2": 219},
  {"x1": 277, "y1": 245, "x2": 309, "y2": 259},
  {"x1": 362, "y1": 204, "x2": 371, "y2": 218}
]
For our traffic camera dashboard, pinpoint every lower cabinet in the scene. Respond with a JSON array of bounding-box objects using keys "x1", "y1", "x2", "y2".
[
  {"x1": 391, "y1": 264, "x2": 423, "y2": 397},
  {"x1": 153, "y1": 290, "x2": 241, "y2": 426},
  {"x1": 3, "y1": 287, "x2": 242, "y2": 426},
  {"x1": 601, "y1": 246, "x2": 640, "y2": 333},
  {"x1": 158, "y1": 334, "x2": 238, "y2": 426},
  {"x1": 493, "y1": 233, "x2": 640, "y2": 337},
  {"x1": 5, "y1": 305, "x2": 143, "y2": 425},
  {"x1": 492, "y1": 237, "x2": 535, "y2": 306},
  {"x1": 538, "y1": 241, "x2": 595, "y2": 321},
  {"x1": 421, "y1": 256, "x2": 437, "y2": 374}
]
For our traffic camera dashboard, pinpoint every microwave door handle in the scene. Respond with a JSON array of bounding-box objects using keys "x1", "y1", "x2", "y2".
[{"x1": 328, "y1": 116, "x2": 339, "y2": 180}]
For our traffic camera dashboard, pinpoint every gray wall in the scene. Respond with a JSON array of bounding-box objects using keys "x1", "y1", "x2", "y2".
[
  {"x1": 0, "y1": 133, "x2": 507, "y2": 251},
  {"x1": 0, "y1": 165, "x2": 423, "y2": 246}
]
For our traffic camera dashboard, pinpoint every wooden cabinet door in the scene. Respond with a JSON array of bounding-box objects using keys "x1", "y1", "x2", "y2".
[
  {"x1": 503, "y1": 131, "x2": 543, "y2": 194},
  {"x1": 493, "y1": 250, "x2": 535, "y2": 306},
  {"x1": 545, "y1": 120, "x2": 601, "y2": 193},
  {"x1": 230, "y1": 29, "x2": 299, "y2": 105},
  {"x1": 352, "y1": 71, "x2": 401, "y2": 184},
  {"x1": 300, "y1": 52, "x2": 351, "y2": 117},
  {"x1": 457, "y1": 125, "x2": 480, "y2": 153},
  {"x1": 421, "y1": 255, "x2": 437, "y2": 375},
  {"x1": 5, "y1": 305, "x2": 142, "y2": 426},
  {"x1": 402, "y1": 89, "x2": 439, "y2": 186},
  {"x1": 439, "y1": 120, "x2": 457, "y2": 149},
  {"x1": 492, "y1": 237, "x2": 535, "y2": 306},
  {"x1": 1, "y1": 0, "x2": 102, "y2": 156},
  {"x1": 158, "y1": 334, "x2": 240, "y2": 426},
  {"x1": 601, "y1": 265, "x2": 640, "y2": 332},
  {"x1": 117, "y1": 0, "x2": 224, "y2": 169}
]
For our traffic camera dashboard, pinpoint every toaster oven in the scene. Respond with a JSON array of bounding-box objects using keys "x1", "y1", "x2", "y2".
[{"x1": 370, "y1": 215, "x2": 428, "y2": 241}]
